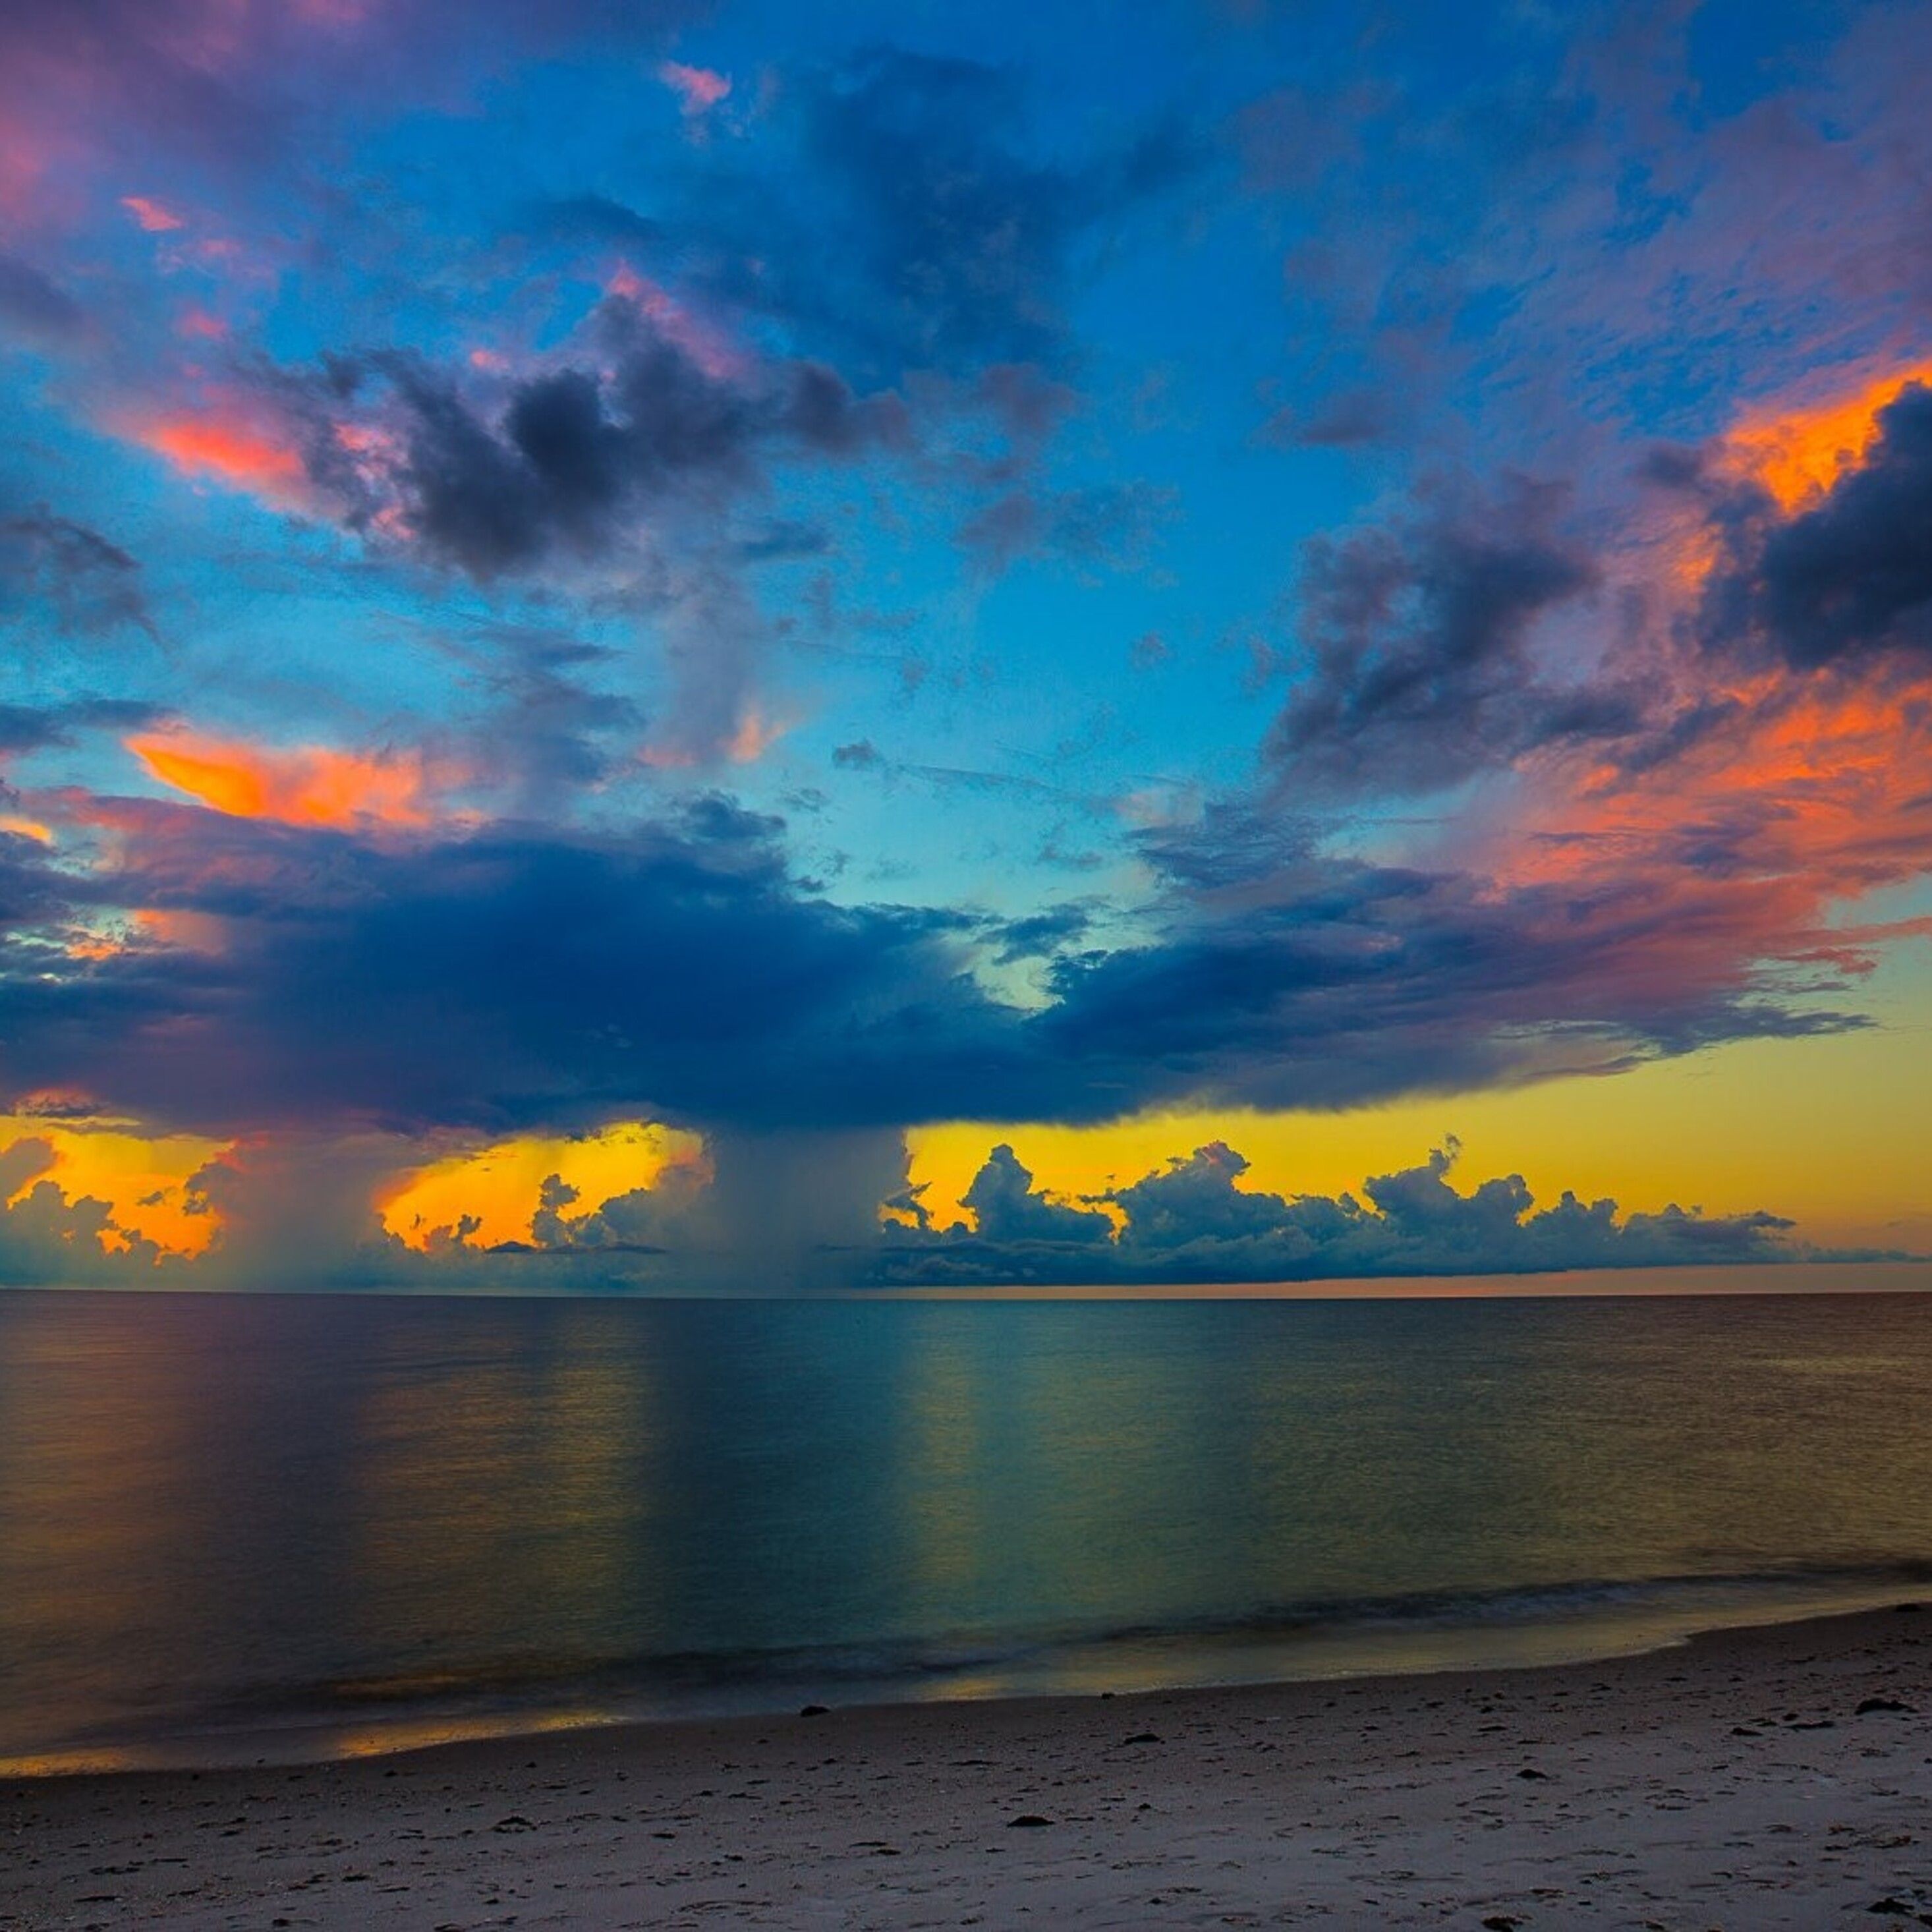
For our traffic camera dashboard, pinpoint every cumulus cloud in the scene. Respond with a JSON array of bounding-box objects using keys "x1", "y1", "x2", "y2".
[
  {"x1": 959, "y1": 1144, "x2": 1113, "y2": 1245},
  {"x1": 873, "y1": 1137, "x2": 1815, "y2": 1287},
  {"x1": 1707, "y1": 384, "x2": 1932, "y2": 667},
  {"x1": 295, "y1": 310, "x2": 907, "y2": 583},
  {"x1": 0, "y1": 1138, "x2": 177, "y2": 1285}
]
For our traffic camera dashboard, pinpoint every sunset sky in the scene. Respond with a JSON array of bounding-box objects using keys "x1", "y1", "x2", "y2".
[{"x1": 2, "y1": 0, "x2": 1929, "y2": 1289}]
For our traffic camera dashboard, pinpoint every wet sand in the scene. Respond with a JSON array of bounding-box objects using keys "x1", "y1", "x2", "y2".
[{"x1": 5, "y1": 1604, "x2": 1931, "y2": 1929}]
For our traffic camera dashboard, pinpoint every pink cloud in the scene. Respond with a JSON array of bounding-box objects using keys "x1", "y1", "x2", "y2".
[
  {"x1": 121, "y1": 194, "x2": 185, "y2": 232},
  {"x1": 656, "y1": 59, "x2": 731, "y2": 117},
  {"x1": 125, "y1": 404, "x2": 310, "y2": 507}
]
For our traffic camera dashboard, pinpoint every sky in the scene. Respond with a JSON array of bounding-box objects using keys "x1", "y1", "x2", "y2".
[{"x1": 1, "y1": 0, "x2": 1930, "y2": 1290}]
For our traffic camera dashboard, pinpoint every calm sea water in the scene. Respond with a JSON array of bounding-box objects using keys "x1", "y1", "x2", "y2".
[{"x1": 3, "y1": 1287, "x2": 1932, "y2": 1773}]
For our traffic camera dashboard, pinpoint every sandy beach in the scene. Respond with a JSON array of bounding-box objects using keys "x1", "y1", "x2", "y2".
[{"x1": 5, "y1": 1605, "x2": 1930, "y2": 1929}]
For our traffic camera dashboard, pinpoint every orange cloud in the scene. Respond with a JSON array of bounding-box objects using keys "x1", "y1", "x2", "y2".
[
  {"x1": 378, "y1": 1120, "x2": 710, "y2": 1251},
  {"x1": 640, "y1": 706, "x2": 793, "y2": 771},
  {"x1": 1, "y1": 1118, "x2": 227, "y2": 1259},
  {"x1": 1721, "y1": 357, "x2": 1932, "y2": 513},
  {"x1": 127, "y1": 730, "x2": 449, "y2": 830}
]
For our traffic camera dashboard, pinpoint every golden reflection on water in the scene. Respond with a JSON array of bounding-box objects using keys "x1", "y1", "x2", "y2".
[
  {"x1": 894, "y1": 1317, "x2": 987, "y2": 1610},
  {"x1": 5, "y1": 1291, "x2": 1932, "y2": 1775},
  {"x1": 347, "y1": 1308, "x2": 660, "y2": 1676},
  {"x1": 0, "y1": 1298, "x2": 244, "y2": 1749}
]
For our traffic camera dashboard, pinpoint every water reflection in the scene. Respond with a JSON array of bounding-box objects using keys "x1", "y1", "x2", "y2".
[{"x1": 1, "y1": 1290, "x2": 1931, "y2": 1769}]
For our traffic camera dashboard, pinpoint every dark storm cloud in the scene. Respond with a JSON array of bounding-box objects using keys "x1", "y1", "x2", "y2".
[
  {"x1": 1711, "y1": 384, "x2": 1932, "y2": 667},
  {"x1": 1264, "y1": 481, "x2": 1624, "y2": 798},
  {"x1": 0, "y1": 799, "x2": 1060, "y2": 1137},
  {"x1": 1035, "y1": 827, "x2": 1863, "y2": 1116},
  {"x1": 872, "y1": 1138, "x2": 1810, "y2": 1288},
  {"x1": 0, "y1": 774, "x2": 1871, "y2": 1147}
]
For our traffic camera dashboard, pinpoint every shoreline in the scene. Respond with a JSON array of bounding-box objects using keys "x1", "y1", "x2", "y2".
[
  {"x1": 9, "y1": 1601, "x2": 1932, "y2": 1927},
  {"x1": 7, "y1": 1568, "x2": 1930, "y2": 1784}
]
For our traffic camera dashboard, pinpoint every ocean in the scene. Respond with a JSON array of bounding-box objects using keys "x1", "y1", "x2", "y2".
[{"x1": 3, "y1": 1285, "x2": 1931, "y2": 1774}]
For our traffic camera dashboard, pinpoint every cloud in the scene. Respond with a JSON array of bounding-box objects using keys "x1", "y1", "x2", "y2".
[
  {"x1": 259, "y1": 300, "x2": 903, "y2": 579},
  {"x1": 874, "y1": 1136, "x2": 1815, "y2": 1287},
  {"x1": 0, "y1": 1134, "x2": 178, "y2": 1283},
  {"x1": 0, "y1": 0, "x2": 706, "y2": 226},
  {"x1": 134, "y1": 409, "x2": 311, "y2": 504},
  {"x1": 0, "y1": 797, "x2": 1046, "y2": 1138},
  {"x1": 1037, "y1": 814, "x2": 1876, "y2": 1118},
  {"x1": 960, "y1": 480, "x2": 1178, "y2": 577},
  {"x1": 0, "y1": 696, "x2": 164, "y2": 759},
  {"x1": 959, "y1": 1143, "x2": 1112, "y2": 1245},
  {"x1": 1263, "y1": 477, "x2": 1622, "y2": 798},
  {"x1": 0, "y1": 254, "x2": 87, "y2": 345},
  {"x1": 127, "y1": 728, "x2": 452, "y2": 830},
  {"x1": 0, "y1": 743, "x2": 1898, "y2": 1167},
  {"x1": 444, "y1": 623, "x2": 642, "y2": 814},
  {"x1": 0, "y1": 510, "x2": 154, "y2": 640},
  {"x1": 1709, "y1": 383, "x2": 1932, "y2": 667},
  {"x1": 1231, "y1": 4, "x2": 1932, "y2": 453},
  {"x1": 648, "y1": 45, "x2": 1201, "y2": 382},
  {"x1": 94, "y1": 292, "x2": 907, "y2": 762},
  {"x1": 657, "y1": 60, "x2": 731, "y2": 118}
]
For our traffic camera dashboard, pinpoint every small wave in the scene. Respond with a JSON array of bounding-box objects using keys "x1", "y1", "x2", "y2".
[{"x1": 9, "y1": 1558, "x2": 1930, "y2": 1777}]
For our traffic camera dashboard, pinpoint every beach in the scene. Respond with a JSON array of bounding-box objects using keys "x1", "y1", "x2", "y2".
[{"x1": 6, "y1": 1603, "x2": 1931, "y2": 1929}]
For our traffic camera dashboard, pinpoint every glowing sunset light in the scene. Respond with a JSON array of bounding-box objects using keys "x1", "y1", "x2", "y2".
[
  {"x1": 0, "y1": 1117, "x2": 226, "y2": 1259},
  {"x1": 378, "y1": 1122, "x2": 711, "y2": 1252},
  {"x1": 1722, "y1": 360, "x2": 1932, "y2": 511},
  {"x1": 2, "y1": 0, "x2": 1929, "y2": 1297},
  {"x1": 137, "y1": 415, "x2": 306, "y2": 498},
  {"x1": 127, "y1": 731, "x2": 446, "y2": 830}
]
